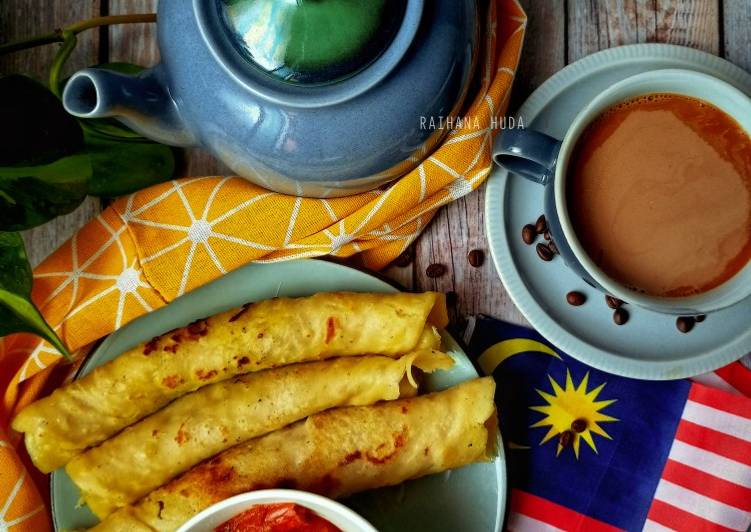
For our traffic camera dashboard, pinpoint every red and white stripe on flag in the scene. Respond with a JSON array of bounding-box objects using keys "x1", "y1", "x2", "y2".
[
  {"x1": 644, "y1": 384, "x2": 751, "y2": 531},
  {"x1": 693, "y1": 358, "x2": 751, "y2": 398},
  {"x1": 507, "y1": 490, "x2": 623, "y2": 532}
]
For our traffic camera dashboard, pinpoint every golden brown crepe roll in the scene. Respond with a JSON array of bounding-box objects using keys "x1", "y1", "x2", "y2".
[
  {"x1": 13, "y1": 291, "x2": 447, "y2": 473},
  {"x1": 67, "y1": 351, "x2": 453, "y2": 518},
  {"x1": 91, "y1": 378, "x2": 497, "y2": 532}
]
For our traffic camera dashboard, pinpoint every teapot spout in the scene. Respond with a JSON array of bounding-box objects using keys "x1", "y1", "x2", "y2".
[{"x1": 62, "y1": 66, "x2": 196, "y2": 147}]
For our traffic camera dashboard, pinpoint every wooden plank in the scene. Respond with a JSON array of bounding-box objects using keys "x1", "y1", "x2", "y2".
[
  {"x1": 723, "y1": 0, "x2": 751, "y2": 71},
  {"x1": 568, "y1": 0, "x2": 653, "y2": 59},
  {"x1": 510, "y1": 0, "x2": 567, "y2": 111},
  {"x1": 381, "y1": 244, "x2": 415, "y2": 291},
  {"x1": 568, "y1": 0, "x2": 720, "y2": 60},
  {"x1": 655, "y1": 0, "x2": 719, "y2": 53},
  {"x1": 108, "y1": 0, "x2": 160, "y2": 67},
  {"x1": 414, "y1": 187, "x2": 526, "y2": 329},
  {"x1": 0, "y1": 2, "x2": 100, "y2": 77},
  {"x1": 0, "y1": 0, "x2": 102, "y2": 266},
  {"x1": 411, "y1": 0, "x2": 564, "y2": 328}
]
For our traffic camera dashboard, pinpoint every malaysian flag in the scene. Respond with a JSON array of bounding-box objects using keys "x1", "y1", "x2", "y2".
[
  {"x1": 644, "y1": 386, "x2": 751, "y2": 531},
  {"x1": 694, "y1": 358, "x2": 751, "y2": 397},
  {"x1": 465, "y1": 316, "x2": 751, "y2": 532}
]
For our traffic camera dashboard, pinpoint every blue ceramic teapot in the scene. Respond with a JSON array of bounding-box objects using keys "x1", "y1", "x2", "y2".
[{"x1": 62, "y1": 0, "x2": 479, "y2": 197}]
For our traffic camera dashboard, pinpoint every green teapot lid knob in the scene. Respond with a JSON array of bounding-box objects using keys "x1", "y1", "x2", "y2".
[{"x1": 219, "y1": 0, "x2": 408, "y2": 85}]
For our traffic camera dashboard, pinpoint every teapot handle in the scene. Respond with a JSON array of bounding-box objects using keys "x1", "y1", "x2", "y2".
[{"x1": 492, "y1": 128, "x2": 561, "y2": 186}]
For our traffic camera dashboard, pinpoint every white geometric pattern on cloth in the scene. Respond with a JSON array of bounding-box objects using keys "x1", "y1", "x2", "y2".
[
  {"x1": 34, "y1": 213, "x2": 130, "y2": 324},
  {"x1": 60, "y1": 257, "x2": 152, "y2": 330},
  {"x1": 18, "y1": 215, "x2": 136, "y2": 382},
  {"x1": 123, "y1": 178, "x2": 280, "y2": 296},
  {"x1": 19, "y1": 212, "x2": 155, "y2": 379},
  {"x1": 0, "y1": 472, "x2": 43, "y2": 531},
  {"x1": 17, "y1": 344, "x2": 59, "y2": 383}
]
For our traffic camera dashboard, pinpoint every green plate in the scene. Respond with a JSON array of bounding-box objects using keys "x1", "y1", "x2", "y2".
[{"x1": 51, "y1": 260, "x2": 506, "y2": 531}]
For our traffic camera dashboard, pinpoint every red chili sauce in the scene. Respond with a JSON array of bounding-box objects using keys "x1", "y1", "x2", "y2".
[{"x1": 215, "y1": 503, "x2": 341, "y2": 532}]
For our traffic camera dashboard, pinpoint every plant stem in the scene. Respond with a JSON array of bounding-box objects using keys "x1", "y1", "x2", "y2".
[
  {"x1": 0, "y1": 14, "x2": 156, "y2": 56},
  {"x1": 49, "y1": 31, "x2": 77, "y2": 98}
]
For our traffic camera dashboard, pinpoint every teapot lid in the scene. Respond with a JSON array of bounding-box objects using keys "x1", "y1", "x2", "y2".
[{"x1": 218, "y1": 0, "x2": 408, "y2": 85}]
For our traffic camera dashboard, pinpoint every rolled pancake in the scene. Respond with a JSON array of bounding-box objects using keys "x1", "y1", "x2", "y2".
[
  {"x1": 91, "y1": 378, "x2": 497, "y2": 532},
  {"x1": 13, "y1": 291, "x2": 447, "y2": 473},
  {"x1": 68, "y1": 351, "x2": 453, "y2": 518}
]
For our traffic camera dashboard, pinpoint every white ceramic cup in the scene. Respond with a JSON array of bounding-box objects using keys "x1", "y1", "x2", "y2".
[
  {"x1": 494, "y1": 69, "x2": 751, "y2": 315},
  {"x1": 176, "y1": 489, "x2": 377, "y2": 532}
]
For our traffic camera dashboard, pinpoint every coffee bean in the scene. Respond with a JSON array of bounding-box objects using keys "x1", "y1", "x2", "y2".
[
  {"x1": 676, "y1": 316, "x2": 695, "y2": 333},
  {"x1": 571, "y1": 418, "x2": 588, "y2": 433},
  {"x1": 467, "y1": 249, "x2": 485, "y2": 268},
  {"x1": 605, "y1": 295, "x2": 623, "y2": 309},
  {"x1": 535, "y1": 215, "x2": 547, "y2": 234},
  {"x1": 695, "y1": 314, "x2": 706, "y2": 323},
  {"x1": 522, "y1": 225, "x2": 536, "y2": 245},
  {"x1": 446, "y1": 291, "x2": 458, "y2": 307},
  {"x1": 566, "y1": 291, "x2": 586, "y2": 306},
  {"x1": 548, "y1": 240, "x2": 558, "y2": 254},
  {"x1": 536, "y1": 243, "x2": 554, "y2": 262},
  {"x1": 612, "y1": 307, "x2": 629, "y2": 325},
  {"x1": 425, "y1": 263, "x2": 446, "y2": 278},
  {"x1": 543, "y1": 231, "x2": 551, "y2": 241},
  {"x1": 559, "y1": 430, "x2": 574, "y2": 448},
  {"x1": 394, "y1": 249, "x2": 413, "y2": 267}
]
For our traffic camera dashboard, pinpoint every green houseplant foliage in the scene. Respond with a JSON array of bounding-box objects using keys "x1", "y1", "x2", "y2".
[
  {"x1": 0, "y1": 15, "x2": 176, "y2": 355},
  {"x1": 0, "y1": 74, "x2": 91, "y2": 231},
  {"x1": 0, "y1": 232, "x2": 69, "y2": 357}
]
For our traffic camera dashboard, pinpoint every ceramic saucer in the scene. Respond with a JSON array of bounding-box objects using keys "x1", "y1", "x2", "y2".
[{"x1": 485, "y1": 44, "x2": 751, "y2": 380}]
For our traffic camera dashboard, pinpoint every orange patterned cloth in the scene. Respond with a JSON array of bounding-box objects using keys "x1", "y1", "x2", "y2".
[{"x1": 0, "y1": 2, "x2": 525, "y2": 529}]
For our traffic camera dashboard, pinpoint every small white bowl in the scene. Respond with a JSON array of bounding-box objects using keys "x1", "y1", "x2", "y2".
[{"x1": 176, "y1": 489, "x2": 378, "y2": 532}]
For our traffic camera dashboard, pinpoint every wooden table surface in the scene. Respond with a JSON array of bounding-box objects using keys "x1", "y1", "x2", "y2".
[{"x1": 2, "y1": 0, "x2": 750, "y2": 332}]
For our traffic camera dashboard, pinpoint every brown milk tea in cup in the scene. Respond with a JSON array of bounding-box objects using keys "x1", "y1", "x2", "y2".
[{"x1": 567, "y1": 93, "x2": 751, "y2": 297}]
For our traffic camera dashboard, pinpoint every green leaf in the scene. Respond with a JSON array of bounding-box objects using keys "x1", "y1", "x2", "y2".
[
  {"x1": 0, "y1": 74, "x2": 84, "y2": 166},
  {"x1": 0, "y1": 154, "x2": 92, "y2": 230},
  {"x1": 0, "y1": 75, "x2": 91, "y2": 231},
  {"x1": 99, "y1": 62, "x2": 144, "y2": 76},
  {"x1": 84, "y1": 128, "x2": 175, "y2": 198},
  {"x1": 80, "y1": 117, "x2": 146, "y2": 140},
  {"x1": 0, "y1": 232, "x2": 69, "y2": 357}
]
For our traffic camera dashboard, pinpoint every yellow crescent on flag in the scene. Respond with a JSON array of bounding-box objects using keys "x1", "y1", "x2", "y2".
[{"x1": 477, "y1": 338, "x2": 560, "y2": 375}]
